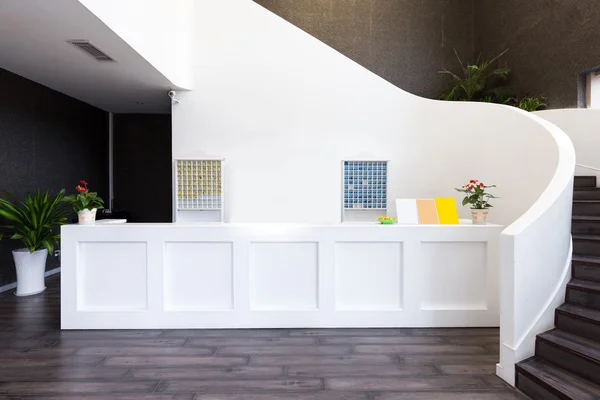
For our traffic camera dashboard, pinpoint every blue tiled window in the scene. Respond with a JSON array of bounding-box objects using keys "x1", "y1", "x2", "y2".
[{"x1": 343, "y1": 161, "x2": 387, "y2": 210}]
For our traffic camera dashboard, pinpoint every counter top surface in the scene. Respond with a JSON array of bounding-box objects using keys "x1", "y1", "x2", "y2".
[{"x1": 64, "y1": 219, "x2": 503, "y2": 228}]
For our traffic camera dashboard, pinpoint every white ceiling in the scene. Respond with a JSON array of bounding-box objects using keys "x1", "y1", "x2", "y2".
[{"x1": 0, "y1": 0, "x2": 174, "y2": 113}]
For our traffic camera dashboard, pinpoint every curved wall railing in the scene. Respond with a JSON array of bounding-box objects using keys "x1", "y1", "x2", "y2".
[{"x1": 496, "y1": 115, "x2": 575, "y2": 385}]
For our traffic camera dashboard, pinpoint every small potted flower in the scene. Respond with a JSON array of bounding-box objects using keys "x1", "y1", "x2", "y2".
[
  {"x1": 63, "y1": 180, "x2": 104, "y2": 224},
  {"x1": 455, "y1": 180, "x2": 497, "y2": 225}
]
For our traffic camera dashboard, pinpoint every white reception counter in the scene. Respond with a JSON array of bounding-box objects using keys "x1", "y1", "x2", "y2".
[{"x1": 61, "y1": 222, "x2": 502, "y2": 329}]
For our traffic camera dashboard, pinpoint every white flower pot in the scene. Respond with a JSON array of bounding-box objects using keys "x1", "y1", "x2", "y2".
[
  {"x1": 471, "y1": 208, "x2": 489, "y2": 225},
  {"x1": 12, "y1": 248, "x2": 48, "y2": 296},
  {"x1": 78, "y1": 208, "x2": 97, "y2": 224}
]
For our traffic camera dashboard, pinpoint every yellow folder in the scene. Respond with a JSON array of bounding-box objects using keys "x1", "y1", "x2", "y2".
[
  {"x1": 416, "y1": 199, "x2": 439, "y2": 224},
  {"x1": 435, "y1": 198, "x2": 459, "y2": 225}
]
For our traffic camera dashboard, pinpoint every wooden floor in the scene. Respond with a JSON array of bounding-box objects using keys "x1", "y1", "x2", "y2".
[{"x1": 0, "y1": 274, "x2": 528, "y2": 400}]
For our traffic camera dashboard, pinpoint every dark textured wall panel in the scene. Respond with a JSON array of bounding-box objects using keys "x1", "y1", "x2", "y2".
[
  {"x1": 475, "y1": 0, "x2": 600, "y2": 108},
  {"x1": 0, "y1": 69, "x2": 108, "y2": 287},
  {"x1": 255, "y1": 0, "x2": 475, "y2": 99},
  {"x1": 113, "y1": 114, "x2": 172, "y2": 223}
]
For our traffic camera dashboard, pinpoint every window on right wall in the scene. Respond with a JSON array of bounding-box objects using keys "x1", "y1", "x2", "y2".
[{"x1": 586, "y1": 71, "x2": 600, "y2": 108}]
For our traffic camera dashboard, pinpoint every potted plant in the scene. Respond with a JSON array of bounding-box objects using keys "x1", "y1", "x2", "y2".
[
  {"x1": 63, "y1": 180, "x2": 104, "y2": 224},
  {"x1": 0, "y1": 189, "x2": 69, "y2": 296},
  {"x1": 439, "y1": 49, "x2": 548, "y2": 111},
  {"x1": 455, "y1": 180, "x2": 497, "y2": 225},
  {"x1": 439, "y1": 49, "x2": 510, "y2": 102}
]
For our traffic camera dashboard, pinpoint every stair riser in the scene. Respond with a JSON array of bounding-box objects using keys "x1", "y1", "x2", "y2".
[
  {"x1": 536, "y1": 339, "x2": 600, "y2": 385},
  {"x1": 556, "y1": 312, "x2": 600, "y2": 342},
  {"x1": 572, "y1": 221, "x2": 600, "y2": 235},
  {"x1": 567, "y1": 287, "x2": 600, "y2": 311},
  {"x1": 573, "y1": 203, "x2": 600, "y2": 215},
  {"x1": 574, "y1": 190, "x2": 600, "y2": 200},
  {"x1": 573, "y1": 262, "x2": 600, "y2": 282},
  {"x1": 575, "y1": 176, "x2": 597, "y2": 188},
  {"x1": 516, "y1": 369, "x2": 563, "y2": 400},
  {"x1": 573, "y1": 240, "x2": 600, "y2": 257}
]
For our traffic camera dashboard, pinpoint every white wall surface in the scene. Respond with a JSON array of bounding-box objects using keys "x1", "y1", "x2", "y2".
[
  {"x1": 497, "y1": 114, "x2": 574, "y2": 383},
  {"x1": 78, "y1": 0, "x2": 193, "y2": 89},
  {"x1": 172, "y1": 0, "x2": 560, "y2": 227},
  {"x1": 537, "y1": 109, "x2": 600, "y2": 180}
]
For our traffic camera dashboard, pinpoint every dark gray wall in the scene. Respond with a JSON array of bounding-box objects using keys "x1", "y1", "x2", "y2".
[
  {"x1": 257, "y1": 0, "x2": 600, "y2": 108},
  {"x1": 0, "y1": 68, "x2": 108, "y2": 287},
  {"x1": 255, "y1": 0, "x2": 475, "y2": 99},
  {"x1": 474, "y1": 1, "x2": 600, "y2": 108},
  {"x1": 113, "y1": 114, "x2": 172, "y2": 223}
]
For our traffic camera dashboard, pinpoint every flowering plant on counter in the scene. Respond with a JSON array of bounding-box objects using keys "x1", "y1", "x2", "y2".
[
  {"x1": 63, "y1": 180, "x2": 104, "y2": 212},
  {"x1": 455, "y1": 179, "x2": 497, "y2": 209}
]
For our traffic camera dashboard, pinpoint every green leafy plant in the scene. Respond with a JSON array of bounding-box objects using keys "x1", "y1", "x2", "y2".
[
  {"x1": 0, "y1": 189, "x2": 70, "y2": 253},
  {"x1": 513, "y1": 95, "x2": 548, "y2": 112},
  {"x1": 439, "y1": 50, "x2": 547, "y2": 111},
  {"x1": 455, "y1": 180, "x2": 497, "y2": 209},
  {"x1": 63, "y1": 180, "x2": 104, "y2": 212},
  {"x1": 439, "y1": 49, "x2": 510, "y2": 102}
]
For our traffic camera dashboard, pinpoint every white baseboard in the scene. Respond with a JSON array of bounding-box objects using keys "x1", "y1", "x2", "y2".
[{"x1": 0, "y1": 268, "x2": 61, "y2": 295}]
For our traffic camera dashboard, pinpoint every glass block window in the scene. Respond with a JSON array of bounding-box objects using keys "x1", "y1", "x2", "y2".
[
  {"x1": 343, "y1": 161, "x2": 387, "y2": 210},
  {"x1": 176, "y1": 159, "x2": 222, "y2": 210}
]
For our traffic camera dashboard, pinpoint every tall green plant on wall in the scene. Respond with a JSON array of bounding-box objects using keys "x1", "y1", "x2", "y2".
[
  {"x1": 440, "y1": 49, "x2": 510, "y2": 102},
  {"x1": 439, "y1": 49, "x2": 547, "y2": 111}
]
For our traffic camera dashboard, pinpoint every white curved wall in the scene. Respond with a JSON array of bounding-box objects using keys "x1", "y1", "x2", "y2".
[
  {"x1": 537, "y1": 109, "x2": 600, "y2": 176},
  {"x1": 497, "y1": 115, "x2": 574, "y2": 384},
  {"x1": 172, "y1": 0, "x2": 559, "y2": 227}
]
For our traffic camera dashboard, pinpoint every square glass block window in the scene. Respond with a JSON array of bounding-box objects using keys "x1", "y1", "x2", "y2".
[
  {"x1": 176, "y1": 159, "x2": 222, "y2": 210},
  {"x1": 343, "y1": 161, "x2": 387, "y2": 210}
]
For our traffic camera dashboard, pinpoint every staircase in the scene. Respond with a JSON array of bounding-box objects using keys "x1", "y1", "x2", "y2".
[{"x1": 515, "y1": 176, "x2": 600, "y2": 399}]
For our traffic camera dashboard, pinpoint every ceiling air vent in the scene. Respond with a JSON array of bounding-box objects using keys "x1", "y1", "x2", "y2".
[{"x1": 67, "y1": 40, "x2": 116, "y2": 62}]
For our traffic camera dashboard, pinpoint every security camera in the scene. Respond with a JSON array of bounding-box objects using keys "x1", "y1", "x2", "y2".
[{"x1": 168, "y1": 90, "x2": 180, "y2": 104}]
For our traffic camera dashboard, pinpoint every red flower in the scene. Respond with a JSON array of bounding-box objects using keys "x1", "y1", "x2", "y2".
[
  {"x1": 80, "y1": 180, "x2": 88, "y2": 186},
  {"x1": 480, "y1": 183, "x2": 484, "y2": 188},
  {"x1": 470, "y1": 180, "x2": 476, "y2": 183},
  {"x1": 76, "y1": 185, "x2": 86, "y2": 193}
]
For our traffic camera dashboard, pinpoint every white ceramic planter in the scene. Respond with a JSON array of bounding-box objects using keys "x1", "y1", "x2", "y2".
[
  {"x1": 471, "y1": 208, "x2": 489, "y2": 225},
  {"x1": 13, "y1": 248, "x2": 48, "y2": 296},
  {"x1": 78, "y1": 208, "x2": 97, "y2": 224}
]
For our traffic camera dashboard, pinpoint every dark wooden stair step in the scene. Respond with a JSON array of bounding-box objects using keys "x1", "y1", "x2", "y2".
[
  {"x1": 573, "y1": 200, "x2": 600, "y2": 216},
  {"x1": 572, "y1": 216, "x2": 600, "y2": 235},
  {"x1": 575, "y1": 188, "x2": 600, "y2": 200},
  {"x1": 516, "y1": 356, "x2": 600, "y2": 400},
  {"x1": 567, "y1": 279, "x2": 600, "y2": 310},
  {"x1": 575, "y1": 176, "x2": 598, "y2": 188},
  {"x1": 556, "y1": 303, "x2": 600, "y2": 342},
  {"x1": 572, "y1": 255, "x2": 600, "y2": 282},
  {"x1": 536, "y1": 329, "x2": 600, "y2": 385},
  {"x1": 573, "y1": 234, "x2": 600, "y2": 257}
]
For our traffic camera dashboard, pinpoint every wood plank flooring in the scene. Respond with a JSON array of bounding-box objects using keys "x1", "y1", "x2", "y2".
[{"x1": 0, "y1": 274, "x2": 528, "y2": 399}]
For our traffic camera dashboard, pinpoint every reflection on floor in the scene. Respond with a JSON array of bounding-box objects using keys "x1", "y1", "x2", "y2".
[{"x1": 0, "y1": 274, "x2": 527, "y2": 399}]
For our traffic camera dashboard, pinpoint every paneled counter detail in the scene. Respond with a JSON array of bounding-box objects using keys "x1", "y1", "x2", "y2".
[{"x1": 61, "y1": 223, "x2": 501, "y2": 329}]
